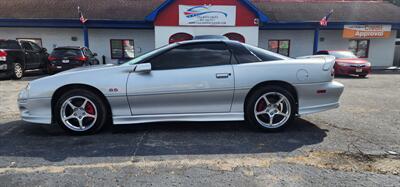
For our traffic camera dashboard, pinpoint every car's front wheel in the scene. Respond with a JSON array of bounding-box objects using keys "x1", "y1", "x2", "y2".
[
  {"x1": 245, "y1": 86, "x2": 295, "y2": 131},
  {"x1": 54, "y1": 89, "x2": 107, "y2": 135}
]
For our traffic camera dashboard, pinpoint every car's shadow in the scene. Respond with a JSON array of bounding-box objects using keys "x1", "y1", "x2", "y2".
[{"x1": 0, "y1": 118, "x2": 327, "y2": 162}]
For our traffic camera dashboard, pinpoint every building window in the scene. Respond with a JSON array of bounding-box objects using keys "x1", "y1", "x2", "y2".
[
  {"x1": 110, "y1": 39, "x2": 134, "y2": 59},
  {"x1": 224, "y1": 33, "x2": 245, "y2": 43},
  {"x1": 349, "y1": 39, "x2": 369, "y2": 58},
  {"x1": 169, "y1": 33, "x2": 193, "y2": 44},
  {"x1": 16, "y1": 38, "x2": 42, "y2": 47},
  {"x1": 268, "y1": 40, "x2": 290, "y2": 56}
]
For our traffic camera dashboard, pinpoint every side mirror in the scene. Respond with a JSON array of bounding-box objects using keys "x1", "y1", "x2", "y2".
[
  {"x1": 93, "y1": 53, "x2": 98, "y2": 56},
  {"x1": 135, "y1": 63, "x2": 151, "y2": 73},
  {"x1": 42, "y1": 48, "x2": 47, "y2": 52}
]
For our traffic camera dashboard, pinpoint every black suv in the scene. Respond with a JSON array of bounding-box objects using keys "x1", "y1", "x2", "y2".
[
  {"x1": 47, "y1": 46, "x2": 99, "y2": 74},
  {"x1": 0, "y1": 40, "x2": 49, "y2": 79}
]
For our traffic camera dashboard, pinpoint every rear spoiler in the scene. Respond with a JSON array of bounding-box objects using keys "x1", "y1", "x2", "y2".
[{"x1": 296, "y1": 55, "x2": 336, "y2": 71}]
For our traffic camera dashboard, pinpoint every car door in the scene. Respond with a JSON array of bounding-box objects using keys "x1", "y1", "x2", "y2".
[
  {"x1": 20, "y1": 41, "x2": 36, "y2": 69},
  {"x1": 83, "y1": 48, "x2": 98, "y2": 65},
  {"x1": 29, "y1": 42, "x2": 48, "y2": 68},
  {"x1": 126, "y1": 42, "x2": 235, "y2": 115}
]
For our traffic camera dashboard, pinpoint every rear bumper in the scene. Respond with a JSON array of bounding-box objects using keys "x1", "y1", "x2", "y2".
[
  {"x1": 295, "y1": 81, "x2": 344, "y2": 116},
  {"x1": 48, "y1": 62, "x2": 84, "y2": 72}
]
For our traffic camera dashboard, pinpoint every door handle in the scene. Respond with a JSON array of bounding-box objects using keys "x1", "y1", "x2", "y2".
[{"x1": 216, "y1": 73, "x2": 231, "y2": 79}]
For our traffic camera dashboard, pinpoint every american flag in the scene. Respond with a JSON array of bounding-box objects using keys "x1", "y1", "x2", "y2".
[
  {"x1": 320, "y1": 9, "x2": 333, "y2": 27},
  {"x1": 78, "y1": 6, "x2": 88, "y2": 24}
]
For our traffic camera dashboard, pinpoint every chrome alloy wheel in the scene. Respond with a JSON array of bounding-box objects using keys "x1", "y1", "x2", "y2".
[
  {"x1": 253, "y1": 92, "x2": 291, "y2": 128},
  {"x1": 60, "y1": 96, "x2": 97, "y2": 132},
  {"x1": 14, "y1": 64, "x2": 23, "y2": 78}
]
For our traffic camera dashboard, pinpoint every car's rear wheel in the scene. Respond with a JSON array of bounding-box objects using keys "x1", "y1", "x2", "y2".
[
  {"x1": 12, "y1": 63, "x2": 24, "y2": 79},
  {"x1": 245, "y1": 86, "x2": 295, "y2": 131},
  {"x1": 54, "y1": 89, "x2": 107, "y2": 135}
]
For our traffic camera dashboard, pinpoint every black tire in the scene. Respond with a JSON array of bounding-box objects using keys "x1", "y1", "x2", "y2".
[
  {"x1": 11, "y1": 63, "x2": 24, "y2": 79},
  {"x1": 359, "y1": 74, "x2": 367, "y2": 78},
  {"x1": 54, "y1": 89, "x2": 108, "y2": 135},
  {"x1": 245, "y1": 86, "x2": 296, "y2": 132}
]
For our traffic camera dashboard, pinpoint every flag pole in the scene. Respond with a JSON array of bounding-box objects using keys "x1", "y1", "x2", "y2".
[
  {"x1": 83, "y1": 25, "x2": 89, "y2": 48},
  {"x1": 78, "y1": 6, "x2": 89, "y2": 48}
]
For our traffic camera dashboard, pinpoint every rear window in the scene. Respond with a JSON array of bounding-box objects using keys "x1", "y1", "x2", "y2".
[
  {"x1": 0, "y1": 40, "x2": 20, "y2": 49},
  {"x1": 51, "y1": 49, "x2": 82, "y2": 57},
  {"x1": 244, "y1": 44, "x2": 291, "y2": 61}
]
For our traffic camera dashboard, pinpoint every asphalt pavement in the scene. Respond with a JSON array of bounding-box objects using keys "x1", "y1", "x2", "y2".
[{"x1": 0, "y1": 72, "x2": 399, "y2": 186}]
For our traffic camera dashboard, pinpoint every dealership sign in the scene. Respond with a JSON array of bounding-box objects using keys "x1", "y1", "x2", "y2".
[
  {"x1": 343, "y1": 25, "x2": 392, "y2": 39},
  {"x1": 179, "y1": 5, "x2": 236, "y2": 26}
]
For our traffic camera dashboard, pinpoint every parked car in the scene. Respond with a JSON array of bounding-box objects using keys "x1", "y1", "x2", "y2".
[
  {"x1": 316, "y1": 50, "x2": 371, "y2": 77},
  {"x1": 47, "y1": 46, "x2": 99, "y2": 74},
  {"x1": 18, "y1": 38, "x2": 344, "y2": 135},
  {"x1": 0, "y1": 39, "x2": 49, "y2": 79}
]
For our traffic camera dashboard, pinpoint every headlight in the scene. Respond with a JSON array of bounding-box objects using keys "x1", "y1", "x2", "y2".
[
  {"x1": 337, "y1": 62, "x2": 351, "y2": 66},
  {"x1": 365, "y1": 62, "x2": 371, "y2": 67}
]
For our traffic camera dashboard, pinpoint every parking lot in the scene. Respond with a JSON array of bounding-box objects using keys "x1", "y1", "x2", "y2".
[{"x1": 0, "y1": 72, "x2": 399, "y2": 186}]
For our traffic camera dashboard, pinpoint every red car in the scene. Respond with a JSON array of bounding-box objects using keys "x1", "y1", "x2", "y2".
[{"x1": 316, "y1": 50, "x2": 371, "y2": 78}]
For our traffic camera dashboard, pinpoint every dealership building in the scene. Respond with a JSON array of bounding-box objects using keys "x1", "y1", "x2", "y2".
[{"x1": 0, "y1": 0, "x2": 399, "y2": 67}]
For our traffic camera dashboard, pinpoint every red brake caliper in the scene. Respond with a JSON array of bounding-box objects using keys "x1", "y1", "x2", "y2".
[
  {"x1": 256, "y1": 99, "x2": 266, "y2": 112},
  {"x1": 85, "y1": 102, "x2": 95, "y2": 116}
]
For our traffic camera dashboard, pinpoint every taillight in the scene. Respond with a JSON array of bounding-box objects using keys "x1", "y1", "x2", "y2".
[
  {"x1": 0, "y1": 50, "x2": 7, "y2": 61},
  {"x1": 75, "y1": 56, "x2": 88, "y2": 61},
  {"x1": 48, "y1": 56, "x2": 57, "y2": 61}
]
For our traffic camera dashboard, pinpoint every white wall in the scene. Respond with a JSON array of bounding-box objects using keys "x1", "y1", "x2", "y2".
[
  {"x1": 258, "y1": 30, "x2": 315, "y2": 58},
  {"x1": 154, "y1": 26, "x2": 259, "y2": 48},
  {"x1": 319, "y1": 30, "x2": 397, "y2": 67},
  {"x1": 88, "y1": 29, "x2": 155, "y2": 64},
  {"x1": 0, "y1": 27, "x2": 83, "y2": 52}
]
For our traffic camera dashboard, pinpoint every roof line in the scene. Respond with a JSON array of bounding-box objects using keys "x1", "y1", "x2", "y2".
[
  {"x1": 0, "y1": 18, "x2": 153, "y2": 29},
  {"x1": 145, "y1": 0, "x2": 269, "y2": 23}
]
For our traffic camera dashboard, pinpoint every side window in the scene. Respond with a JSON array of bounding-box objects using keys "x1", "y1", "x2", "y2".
[
  {"x1": 147, "y1": 42, "x2": 231, "y2": 70},
  {"x1": 30, "y1": 42, "x2": 41, "y2": 52},
  {"x1": 86, "y1": 49, "x2": 94, "y2": 57},
  {"x1": 228, "y1": 42, "x2": 260, "y2": 64},
  {"x1": 83, "y1": 48, "x2": 93, "y2": 57},
  {"x1": 21, "y1": 42, "x2": 33, "y2": 51}
]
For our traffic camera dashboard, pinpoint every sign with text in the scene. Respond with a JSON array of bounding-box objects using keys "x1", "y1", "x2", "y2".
[
  {"x1": 179, "y1": 5, "x2": 236, "y2": 26},
  {"x1": 343, "y1": 25, "x2": 392, "y2": 39}
]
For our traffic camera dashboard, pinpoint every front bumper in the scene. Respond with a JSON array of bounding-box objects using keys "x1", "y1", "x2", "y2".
[
  {"x1": 335, "y1": 65, "x2": 371, "y2": 75},
  {"x1": 295, "y1": 81, "x2": 344, "y2": 116},
  {"x1": 18, "y1": 88, "x2": 52, "y2": 124}
]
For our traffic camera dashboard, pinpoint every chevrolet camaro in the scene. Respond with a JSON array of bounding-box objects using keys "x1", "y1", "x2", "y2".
[{"x1": 18, "y1": 39, "x2": 344, "y2": 135}]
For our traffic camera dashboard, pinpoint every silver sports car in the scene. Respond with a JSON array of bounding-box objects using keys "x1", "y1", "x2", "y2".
[{"x1": 18, "y1": 39, "x2": 344, "y2": 135}]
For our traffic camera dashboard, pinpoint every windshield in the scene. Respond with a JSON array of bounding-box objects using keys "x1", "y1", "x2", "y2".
[
  {"x1": 121, "y1": 43, "x2": 177, "y2": 66},
  {"x1": 329, "y1": 51, "x2": 357, "y2": 59}
]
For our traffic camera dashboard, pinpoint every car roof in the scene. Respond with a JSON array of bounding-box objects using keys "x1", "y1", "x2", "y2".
[
  {"x1": 193, "y1": 35, "x2": 229, "y2": 40},
  {"x1": 54, "y1": 46, "x2": 84, "y2": 50},
  {"x1": 176, "y1": 39, "x2": 239, "y2": 45},
  {"x1": 324, "y1": 50, "x2": 352, "y2": 52}
]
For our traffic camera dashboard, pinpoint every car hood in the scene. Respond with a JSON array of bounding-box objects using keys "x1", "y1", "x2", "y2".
[
  {"x1": 58, "y1": 64, "x2": 117, "y2": 74},
  {"x1": 335, "y1": 58, "x2": 368, "y2": 64}
]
